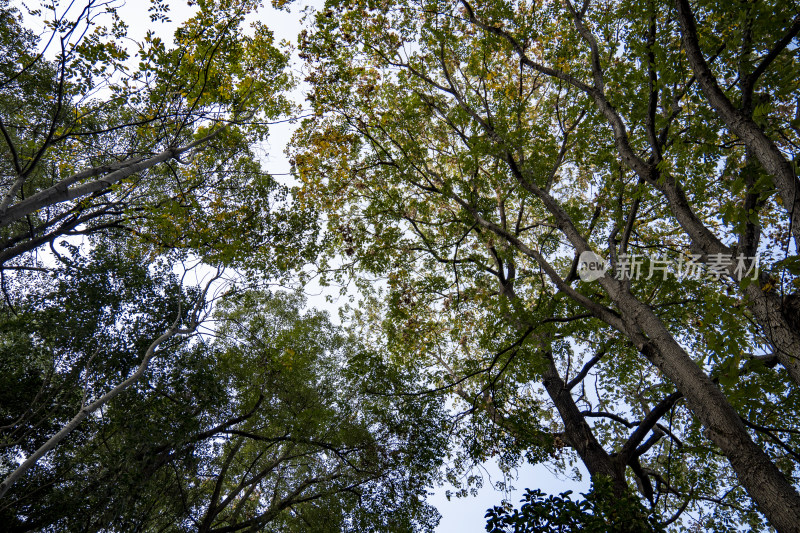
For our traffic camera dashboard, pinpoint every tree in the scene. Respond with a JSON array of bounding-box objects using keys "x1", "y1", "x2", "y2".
[
  {"x1": 0, "y1": 0, "x2": 350, "y2": 526},
  {"x1": 292, "y1": 0, "x2": 800, "y2": 529},
  {"x1": 485, "y1": 479, "x2": 663, "y2": 533},
  {"x1": 2, "y1": 272, "x2": 446, "y2": 531},
  {"x1": 0, "y1": 0, "x2": 309, "y2": 501},
  {"x1": 0, "y1": 0, "x2": 316, "y2": 271},
  {"x1": 0, "y1": 240, "x2": 213, "y2": 522},
  {"x1": 181, "y1": 290, "x2": 446, "y2": 533}
]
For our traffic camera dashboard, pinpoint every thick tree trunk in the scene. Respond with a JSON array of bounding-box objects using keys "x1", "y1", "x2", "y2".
[
  {"x1": 609, "y1": 289, "x2": 800, "y2": 533},
  {"x1": 497, "y1": 282, "x2": 631, "y2": 496},
  {"x1": 499, "y1": 167, "x2": 800, "y2": 531},
  {"x1": 425, "y1": 8, "x2": 800, "y2": 525}
]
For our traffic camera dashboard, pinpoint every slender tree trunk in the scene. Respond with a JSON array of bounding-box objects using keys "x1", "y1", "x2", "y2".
[
  {"x1": 541, "y1": 353, "x2": 629, "y2": 496},
  {"x1": 673, "y1": 0, "x2": 800, "y2": 248},
  {"x1": 0, "y1": 324, "x2": 181, "y2": 500},
  {"x1": 0, "y1": 273, "x2": 215, "y2": 500}
]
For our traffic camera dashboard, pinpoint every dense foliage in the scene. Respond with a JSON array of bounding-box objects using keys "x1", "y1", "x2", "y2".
[
  {"x1": 292, "y1": 0, "x2": 800, "y2": 529},
  {"x1": 1, "y1": 0, "x2": 799, "y2": 531},
  {"x1": 1, "y1": 244, "x2": 446, "y2": 531},
  {"x1": 0, "y1": 1, "x2": 444, "y2": 531},
  {"x1": 0, "y1": 0, "x2": 317, "y2": 271},
  {"x1": 485, "y1": 479, "x2": 663, "y2": 533}
]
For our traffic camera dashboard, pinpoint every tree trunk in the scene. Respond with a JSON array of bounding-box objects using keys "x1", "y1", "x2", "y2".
[
  {"x1": 609, "y1": 288, "x2": 800, "y2": 533},
  {"x1": 674, "y1": 0, "x2": 800, "y2": 248},
  {"x1": 541, "y1": 353, "x2": 629, "y2": 496}
]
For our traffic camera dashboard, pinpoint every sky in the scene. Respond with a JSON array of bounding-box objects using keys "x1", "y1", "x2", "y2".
[{"x1": 13, "y1": 0, "x2": 591, "y2": 529}]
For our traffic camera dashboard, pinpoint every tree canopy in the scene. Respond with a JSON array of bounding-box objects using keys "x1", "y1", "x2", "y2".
[
  {"x1": 0, "y1": 0, "x2": 316, "y2": 271},
  {"x1": 292, "y1": 0, "x2": 800, "y2": 529},
  {"x1": 1, "y1": 0, "x2": 800, "y2": 531}
]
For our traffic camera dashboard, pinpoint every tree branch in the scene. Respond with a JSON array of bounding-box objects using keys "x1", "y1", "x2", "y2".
[{"x1": 0, "y1": 273, "x2": 218, "y2": 500}]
